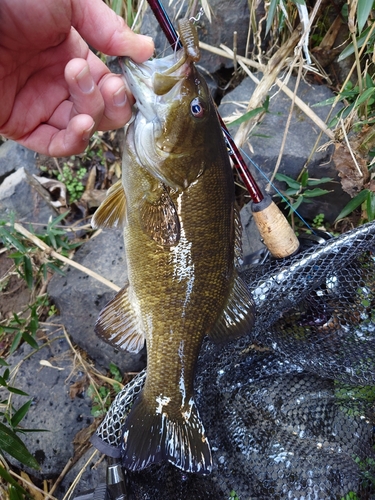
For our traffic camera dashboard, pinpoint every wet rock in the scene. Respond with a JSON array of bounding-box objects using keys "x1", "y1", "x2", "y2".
[
  {"x1": 220, "y1": 75, "x2": 349, "y2": 223},
  {"x1": 0, "y1": 167, "x2": 58, "y2": 227},
  {"x1": 141, "y1": 0, "x2": 251, "y2": 75},
  {"x1": 5, "y1": 328, "x2": 94, "y2": 478},
  {"x1": 0, "y1": 140, "x2": 38, "y2": 183},
  {"x1": 47, "y1": 229, "x2": 146, "y2": 373}
]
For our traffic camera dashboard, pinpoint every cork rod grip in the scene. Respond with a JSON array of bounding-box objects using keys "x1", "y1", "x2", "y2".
[{"x1": 252, "y1": 196, "x2": 300, "y2": 259}]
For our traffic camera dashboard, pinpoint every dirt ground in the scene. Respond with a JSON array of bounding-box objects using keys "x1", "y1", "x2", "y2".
[{"x1": 0, "y1": 251, "x2": 31, "y2": 321}]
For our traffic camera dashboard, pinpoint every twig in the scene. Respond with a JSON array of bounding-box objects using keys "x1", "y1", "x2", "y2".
[
  {"x1": 340, "y1": 118, "x2": 363, "y2": 177},
  {"x1": 16, "y1": 221, "x2": 93, "y2": 233},
  {"x1": 9, "y1": 470, "x2": 58, "y2": 500},
  {"x1": 188, "y1": 0, "x2": 199, "y2": 19},
  {"x1": 233, "y1": 31, "x2": 238, "y2": 72},
  {"x1": 199, "y1": 41, "x2": 262, "y2": 69},
  {"x1": 305, "y1": 20, "x2": 375, "y2": 170},
  {"x1": 49, "y1": 458, "x2": 73, "y2": 497},
  {"x1": 52, "y1": 158, "x2": 63, "y2": 178},
  {"x1": 334, "y1": 21, "x2": 375, "y2": 109},
  {"x1": 6, "y1": 331, "x2": 66, "y2": 416},
  {"x1": 348, "y1": 0, "x2": 362, "y2": 94},
  {"x1": 61, "y1": 325, "x2": 119, "y2": 414},
  {"x1": 234, "y1": 27, "x2": 301, "y2": 148},
  {"x1": 267, "y1": 53, "x2": 304, "y2": 190},
  {"x1": 61, "y1": 449, "x2": 99, "y2": 500},
  {"x1": 296, "y1": 0, "x2": 322, "y2": 64},
  {"x1": 245, "y1": 4, "x2": 253, "y2": 59},
  {"x1": 11, "y1": 222, "x2": 121, "y2": 293},
  {"x1": 131, "y1": 0, "x2": 146, "y2": 30},
  {"x1": 205, "y1": 42, "x2": 335, "y2": 140}
]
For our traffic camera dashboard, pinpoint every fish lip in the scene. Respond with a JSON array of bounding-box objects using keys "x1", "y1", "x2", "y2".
[
  {"x1": 120, "y1": 57, "x2": 157, "y2": 122},
  {"x1": 119, "y1": 53, "x2": 187, "y2": 122}
]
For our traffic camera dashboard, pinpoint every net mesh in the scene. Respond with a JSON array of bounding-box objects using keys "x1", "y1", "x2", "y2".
[{"x1": 94, "y1": 221, "x2": 375, "y2": 499}]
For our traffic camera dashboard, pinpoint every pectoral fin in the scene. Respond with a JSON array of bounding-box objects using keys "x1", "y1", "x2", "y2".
[
  {"x1": 91, "y1": 180, "x2": 126, "y2": 229},
  {"x1": 208, "y1": 273, "x2": 255, "y2": 343},
  {"x1": 95, "y1": 285, "x2": 145, "y2": 353},
  {"x1": 140, "y1": 188, "x2": 180, "y2": 247}
]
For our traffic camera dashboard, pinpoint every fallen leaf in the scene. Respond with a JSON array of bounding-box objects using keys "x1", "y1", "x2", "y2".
[
  {"x1": 39, "y1": 360, "x2": 64, "y2": 371},
  {"x1": 319, "y1": 15, "x2": 342, "y2": 50},
  {"x1": 33, "y1": 175, "x2": 67, "y2": 207},
  {"x1": 311, "y1": 47, "x2": 341, "y2": 67},
  {"x1": 69, "y1": 377, "x2": 88, "y2": 399},
  {"x1": 85, "y1": 165, "x2": 97, "y2": 191},
  {"x1": 333, "y1": 143, "x2": 368, "y2": 197},
  {"x1": 80, "y1": 189, "x2": 107, "y2": 209},
  {"x1": 20, "y1": 471, "x2": 45, "y2": 500},
  {"x1": 71, "y1": 419, "x2": 99, "y2": 464}
]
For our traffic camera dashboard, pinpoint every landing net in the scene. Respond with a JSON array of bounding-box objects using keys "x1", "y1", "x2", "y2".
[{"x1": 94, "y1": 221, "x2": 375, "y2": 499}]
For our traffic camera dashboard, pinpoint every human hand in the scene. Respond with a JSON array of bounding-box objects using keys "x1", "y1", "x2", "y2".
[{"x1": 0, "y1": 0, "x2": 154, "y2": 156}]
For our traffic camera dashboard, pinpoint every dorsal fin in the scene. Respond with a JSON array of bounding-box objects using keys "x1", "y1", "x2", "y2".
[{"x1": 91, "y1": 180, "x2": 126, "y2": 229}]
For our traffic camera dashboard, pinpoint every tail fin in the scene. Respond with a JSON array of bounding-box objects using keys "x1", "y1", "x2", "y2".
[{"x1": 121, "y1": 393, "x2": 212, "y2": 474}]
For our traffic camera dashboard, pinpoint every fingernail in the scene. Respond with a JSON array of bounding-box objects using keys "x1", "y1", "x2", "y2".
[
  {"x1": 139, "y1": 34, "x2": 154, "y2": 50},
  {"x1": 113, "y1": 85, "x2": 127, "y2": 107},
  {"x1": 77, "y1": 66, "x2": 94, "y2": 94},
  {"x1": 140, "y1": 34, "x2": 154, "y2": 43},
  {"x1": 82, "y1": 122, "x2": 95, "y2": 142}
]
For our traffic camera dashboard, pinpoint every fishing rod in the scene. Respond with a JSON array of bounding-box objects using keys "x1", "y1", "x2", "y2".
[{"x1": 146, "y1": 0, "x2": 300, "y2": 259}]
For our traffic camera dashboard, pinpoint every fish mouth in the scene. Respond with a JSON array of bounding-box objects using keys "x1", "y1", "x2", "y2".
[
  {"x1": 119, "y1": 51, "x2": 197, "y2": 189},
  {"x1": 119, "y1": 51, "x2": 188, "y2": 122}
]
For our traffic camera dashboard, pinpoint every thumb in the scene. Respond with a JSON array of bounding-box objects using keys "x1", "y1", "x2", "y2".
[{"x1": 72, "y1": 0, "x2": 154, "y2": 62}]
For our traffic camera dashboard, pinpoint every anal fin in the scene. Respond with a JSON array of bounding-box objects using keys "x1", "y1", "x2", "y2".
[
  {"x1": 95, "y1": 285, "x2": 145, "y2": 353},
  {"x1": 208, "y1": 272, "x2": 255, "y2": 343},
  {"x1": 91, "y1": 180, "x2": 126, "y2": 229}
]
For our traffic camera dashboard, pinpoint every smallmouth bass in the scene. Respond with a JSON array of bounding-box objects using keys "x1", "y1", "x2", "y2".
[{"x1": 92, "y1": 20, "x2": 255, "y2": 474}]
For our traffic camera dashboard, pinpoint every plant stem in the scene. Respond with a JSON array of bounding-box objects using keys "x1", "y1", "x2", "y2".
[{"x1": 11, "y1": 223, "x2": 120, "y2": 293}]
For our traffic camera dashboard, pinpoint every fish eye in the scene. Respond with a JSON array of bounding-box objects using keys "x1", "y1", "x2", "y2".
[{"x1": 190, "y1": 97, "x2": 206, "y2": 118}]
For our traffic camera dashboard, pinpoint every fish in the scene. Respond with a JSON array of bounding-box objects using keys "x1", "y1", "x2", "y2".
[{"x1": 91, "y1": 19, "x2": 255, "y2": 475}]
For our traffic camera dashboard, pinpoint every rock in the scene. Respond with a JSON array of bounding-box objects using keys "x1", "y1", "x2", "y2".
[
  {"x1": 0, "y1": 140, "x2": 38, "y2": 184},
  {"x1": 57, "y1": 448, "x2": 107, "y2": 499},
  {"x1": 5, "y1": 327, "x2": 94, "y2": 478},
  {"x1": 47, "y1": 229, "x2": 146, "y2": 373},
  {"x1": 0, "y1": 167, "x2": 58, "y2": 227},
  {"x1": 220, "y1": 76, "x2": 349, "y2": 223},
  {"x1": 141, "y1": 0, "x2": 251, "y2": 75}
]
